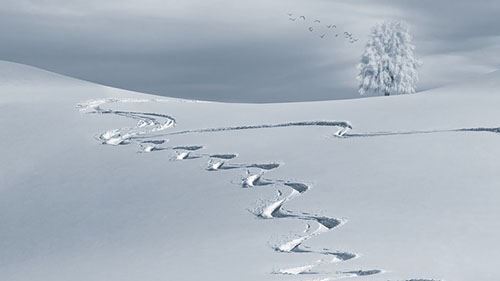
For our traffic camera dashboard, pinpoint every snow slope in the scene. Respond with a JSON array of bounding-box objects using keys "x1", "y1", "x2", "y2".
[{"x1": 1, "y1": 60, "x2": 500, "y2": 281}]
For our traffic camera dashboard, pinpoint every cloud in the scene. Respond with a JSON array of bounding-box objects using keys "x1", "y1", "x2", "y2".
[{"x1": 0, "y1": 0, "x2": 498, "y2": 102}]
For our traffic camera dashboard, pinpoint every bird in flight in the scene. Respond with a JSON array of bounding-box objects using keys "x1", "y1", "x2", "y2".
[{"x1": 285, "y1": 13, "x2": 357, "y2": 42}]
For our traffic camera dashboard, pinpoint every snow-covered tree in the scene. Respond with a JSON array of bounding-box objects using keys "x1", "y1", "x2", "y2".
[{"x1": 357, "y1": 20, "x2": 421, "y2": 96}]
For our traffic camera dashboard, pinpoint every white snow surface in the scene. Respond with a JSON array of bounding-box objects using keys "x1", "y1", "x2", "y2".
[{"x1": 2, "y1": 60, "x2": 500, "y2": 281}]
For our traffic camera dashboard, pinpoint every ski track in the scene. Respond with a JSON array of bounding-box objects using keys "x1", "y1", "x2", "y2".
[
  {"x1": 135, "y1": 120, "x2": 353, "y2": 138},
  {"x1": 78, "y1": 99, "x2": 176, "y2": 147},
  {"x1": 209, "y1": 153, "x2": 238, "y2": 159},
  {"x1": 306, "y1": 269, "x2": 386, "y2": 281},
  {"x1": 213, "y1": 162, "x2": 282, "y2": 172},
  {"x1": 172, "y1": 145, "x2": 204, "y2": 151},
  {"x1": 77, "y1": 98, "x2": 444, "y2": 280},
  {"x1": 341, "y1": 126, "x2": 500, "y2": 139},
  {"x1": 274, "y1": 263, "x2": 320, "y2": 275},
  {"x1": 406, "y1": 279, "x2": 442, "y2": 281}
]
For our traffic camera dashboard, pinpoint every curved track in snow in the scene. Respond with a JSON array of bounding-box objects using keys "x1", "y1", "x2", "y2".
[
  {"x1": 341, "y1": 126, "x2": 500, "y2": 139},
  {"x1": 78, "y1": 99, "x2": 176, "y2": 146},
  {"x1": 150, "y1": 120, "x2": 353, "y2": 137},
  {"x1": 78, "y1": 98, "x2": 442, "y2": 281}
]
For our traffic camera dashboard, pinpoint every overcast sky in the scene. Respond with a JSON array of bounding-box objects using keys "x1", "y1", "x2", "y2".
[{"x1": 1, "y1": 0, "x2": 499, "y2": 102}]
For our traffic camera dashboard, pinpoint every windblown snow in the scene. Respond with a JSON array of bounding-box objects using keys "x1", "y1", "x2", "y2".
[{"x1": 2, "y1": 61, "x2": 500, "y2": 281}]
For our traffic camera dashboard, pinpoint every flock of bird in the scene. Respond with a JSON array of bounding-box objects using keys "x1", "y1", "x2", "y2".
[{"x1": 287, "y1": 13, "x2": 359, "y2": 43}]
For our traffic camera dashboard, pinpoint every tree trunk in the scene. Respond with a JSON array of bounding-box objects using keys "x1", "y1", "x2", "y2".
[{"x1": 384, "y1": 92, "x2": 390, "y2": 96}]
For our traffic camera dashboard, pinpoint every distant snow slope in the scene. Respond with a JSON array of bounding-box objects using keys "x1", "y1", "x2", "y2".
[{"x1": 1, "y1": 60, "x2": 500, "y2": 281}]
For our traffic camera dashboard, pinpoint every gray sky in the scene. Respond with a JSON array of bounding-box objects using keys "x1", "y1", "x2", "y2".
[{"x1": 1, "y1": 0, "x2": 499, "y2": 102}]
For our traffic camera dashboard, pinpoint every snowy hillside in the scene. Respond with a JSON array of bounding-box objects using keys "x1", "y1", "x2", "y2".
[{"x1": 1, "y1": 60, "x2": 500, "y2": 281}]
